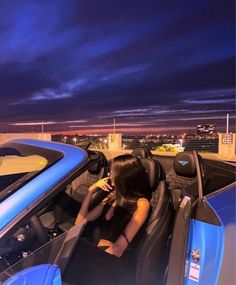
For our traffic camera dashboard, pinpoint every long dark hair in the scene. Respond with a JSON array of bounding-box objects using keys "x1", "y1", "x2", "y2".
[{"x1": 111, "y1": 154, "x2": 150, "y2": 210}]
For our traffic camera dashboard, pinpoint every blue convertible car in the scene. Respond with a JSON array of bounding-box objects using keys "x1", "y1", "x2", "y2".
[{"x1": 0, "y1": 139, "x2": 235, "y2": 285}]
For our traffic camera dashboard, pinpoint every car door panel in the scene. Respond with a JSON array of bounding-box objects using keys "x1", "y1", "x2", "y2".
[
  {"x1": 185, "y1": 219, "x2": 224, "y2": 285},
  {"x1": 185, "y1": 185, "x2": 235, "y2": 285},
  {"x1": 207, "y1": 186, "x2": 236, "y2": 285}
]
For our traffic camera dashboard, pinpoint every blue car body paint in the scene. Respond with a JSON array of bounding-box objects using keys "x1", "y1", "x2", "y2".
[{"x1": 185, "y1": 184, "x2": 236, "y2": 285}]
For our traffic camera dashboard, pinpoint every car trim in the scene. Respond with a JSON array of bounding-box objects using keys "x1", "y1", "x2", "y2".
[{"x1": 205, "y1": 181, "x2": 236, "y2": 199}]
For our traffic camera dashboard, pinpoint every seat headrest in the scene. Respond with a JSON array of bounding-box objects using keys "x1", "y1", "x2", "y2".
[
  {"x1": 132, "y1": 148, "x2": 153, "y2": 159},
  {"x1": 88, "y1": 162, "x2": 101, "y2": 175},
  {"x1": 140, "y1": 158, "x2": 165, "y2": 191},
  {"x1": 88, "y1": 151, "x2": 108, "y2": 175},
  {"x1": 173, "y1": 152, "x2": 196, "y2": 178}
]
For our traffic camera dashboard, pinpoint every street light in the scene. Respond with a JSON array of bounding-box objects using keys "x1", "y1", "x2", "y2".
[
  {"x1": 64, "y1": 136, "x2": 67, "y2": 144},
  {"x1": 73, "y1": 137, "x2": 77, "y2": 145},
  {"x1": 179, "y1": 139, "x2": 183, "y2": 148}
]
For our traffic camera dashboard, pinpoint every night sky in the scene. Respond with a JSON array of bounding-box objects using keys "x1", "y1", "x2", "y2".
[{"x1": 0, "y1": 0, "x2": 235, "y2": 134}]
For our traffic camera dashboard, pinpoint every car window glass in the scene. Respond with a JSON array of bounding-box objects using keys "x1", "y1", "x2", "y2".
[{"x1": 0, "y1": 155, "x2": 47, "y2": 175}]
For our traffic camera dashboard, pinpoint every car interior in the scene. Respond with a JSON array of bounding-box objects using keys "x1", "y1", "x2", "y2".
[{"x1": 0, "y1": 147, "x2": 235, "y2": 285}]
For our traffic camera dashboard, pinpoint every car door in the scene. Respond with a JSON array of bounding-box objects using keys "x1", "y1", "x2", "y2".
[
  {"x1": 166, "y1": 153, "x2": 236, "y2": 285},
  {"x1": 184, "y1": 183, "x2": 235, "y2": 285}
]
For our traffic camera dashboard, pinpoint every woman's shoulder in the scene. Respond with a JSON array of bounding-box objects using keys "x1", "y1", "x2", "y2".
[{"x1": 137, "y1": 197, "x2": 150, "y2": 209}]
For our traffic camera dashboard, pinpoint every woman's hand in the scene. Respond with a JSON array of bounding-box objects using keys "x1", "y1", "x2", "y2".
[
  {"x1": 88, "y1": 177, "x2": 112, "y2": 194},
  {"x1": 97, "y1": 239, "x2": 124, "y2": 257},
  {"x1": 105, "y1": 243, "x2": 124, "y2": 258},
  {"x1": 97, "y1": 239, "x2": 113, "y2": 248}
]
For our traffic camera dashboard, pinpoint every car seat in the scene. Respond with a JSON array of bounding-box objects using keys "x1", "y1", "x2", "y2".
[
  {"x1": 132, "y1": 148, "x2": 153, "y2": 159},
  {"x1": 135, "y1": 158, "x2": 173, "y2": 285},
  {"x1": 166, "y1": 151, "x2": 198, "y2": 203}
]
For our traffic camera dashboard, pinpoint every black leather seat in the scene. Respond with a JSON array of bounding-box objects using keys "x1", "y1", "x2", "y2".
[
  {"x1": 132, "y1": 148, "x2": 153, "y2": 159},
  {"x1": 136, "y1": 158, "x2": 173, "y2": 285},
  {"x1": 166, "y1": 151, "x2": 198, "y2": 201},
  {"x1": 140, "y1": 157, "x2": 165, "y2": 192},
  {"x1": 137, "y1": 153, "x2": 198, "y2": 285}
]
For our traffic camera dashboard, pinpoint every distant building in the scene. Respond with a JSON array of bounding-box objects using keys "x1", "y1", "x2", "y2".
[{"x1": 197, "y1": 124, "x2": 216, "y2": 137}]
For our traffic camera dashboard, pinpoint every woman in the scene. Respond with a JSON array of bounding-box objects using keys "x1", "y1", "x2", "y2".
[{"x1": 75, "y1": 154, "x2": 151, "y2": 258}]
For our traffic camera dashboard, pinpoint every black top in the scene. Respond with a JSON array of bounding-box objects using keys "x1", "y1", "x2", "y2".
[
  {"x1": 84, "y1": 197, "x2": 150, "y2": 251},
  {"x1": 96, "y1": 202, "x2": 135, "y2": 243}
]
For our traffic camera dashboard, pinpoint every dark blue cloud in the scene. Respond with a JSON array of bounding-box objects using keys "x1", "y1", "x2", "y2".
[{"x1": 0, "y1": 0, "x2": 234, "y2": 133}]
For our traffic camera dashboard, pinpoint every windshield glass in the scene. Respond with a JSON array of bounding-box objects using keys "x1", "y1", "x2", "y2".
[
  {"x1": 0, "y1": 154, "x2": 48, "y2": 199},
  {"x1": 0, "y1": 143, "x2": 62, "y2": 202},
  {"x1": 0, "y1": 155, "x2": 47, "y2": 176}
]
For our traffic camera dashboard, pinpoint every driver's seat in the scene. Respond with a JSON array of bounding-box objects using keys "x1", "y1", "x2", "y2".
[{"x1": 135, "y1": 159, "x2": 173, "y2": 285}]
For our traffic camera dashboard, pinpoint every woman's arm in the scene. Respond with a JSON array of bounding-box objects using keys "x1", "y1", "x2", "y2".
[
  {"x1": 75, "y1": 177, "x2": 112, "y2": 224},
  {"x1": 105, "y1": 198, "x2": 150, "y2": 257},
  {"x1": 85, "y1": 191, "x2": 115, "y2": 222},
  {"x1": 105, "y1": 199, "x2": 116, "y2": 220}
]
